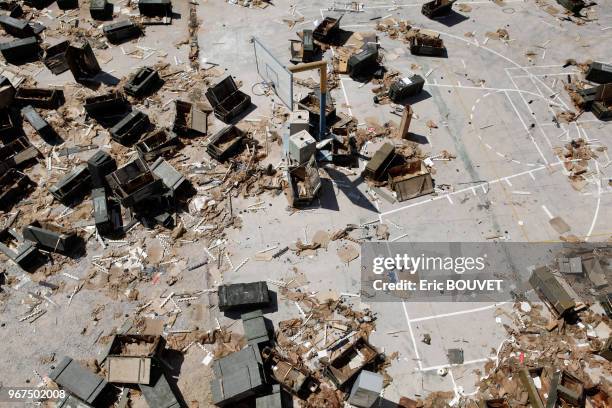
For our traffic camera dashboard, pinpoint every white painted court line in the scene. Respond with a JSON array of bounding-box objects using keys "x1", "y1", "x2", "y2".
[
  {"x1": 502, "y1": 90, "x2": 549, "y2": 165},
  {"x1": 339, "y1": 77, "x2": 354, "y2": 117},
  {"x1": 582, "y1": 128, "x2": 602, "y2": 242},
  {"x1": 408, "y1": 302, "x2": 508, "y2": 323},
  {"x1": 402, "y1": 301, "x2": 423, "y2": 371},
  {"x1": 381, "y1": 162, "x2": 565, "y2": 218},
  {"x1": 541, "y1": 204, "x2": 553, "y2": 219},
  {"x1": 419, "y1": 357, "x2": 497, "y2": 372}
]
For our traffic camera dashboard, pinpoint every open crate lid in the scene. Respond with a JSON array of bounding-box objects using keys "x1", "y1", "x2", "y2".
[{"x1": 206, "y1": 76, "x2": 239, "y2": 107}]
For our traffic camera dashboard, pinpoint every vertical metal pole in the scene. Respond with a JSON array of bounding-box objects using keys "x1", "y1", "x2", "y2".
[
  {"x1": 319, "y1": 64, "x2": 328, "y2": 140},
  {"x1": 319, "y1": 90, "x2": 326, "y2": 140}
]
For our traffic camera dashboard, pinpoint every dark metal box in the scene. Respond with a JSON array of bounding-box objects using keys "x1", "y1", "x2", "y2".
[
  {"x1": 110, "y1": 110, "x2": 150, "y2": 145},
  {"x1": 44, "y1": 40, "x2": 70, "y2": 75},
  {"x1": 103, "y1": 20, "x2": 142, "y2": 44},
  {"x1": 135, "y1": 129, "x2": 179, "y2": 161},
  {"x1": 0, "y1": 15, "x2": 34, "y2": 37},
  {"x1": 21, "y1": 105, "x2": 54, "y2": 139},
  {"x1": 138, "y1": 0, "x2": 172, "y2": 16},
  {"x1": 388, "y1": 75, "x2": 425, "y2": 103},
  {"x1": 48, "y1": 164, "x2": 91, "y2": 203},
  {"x1": 106, "y1": 158, "x2": 163, "y2": 207},
  {"x1": 217, "y1": 281, "x2": 271, "y2": 312},
  {"x1": 0, "y1": 36, "x2": 39, "y2": 63},
  {"x1": 66, "y1": 40, "x2": 101, "y2": 80},
  {"x1": 48, "y1": 357, "x2": 108, "y2": 405},
  {"x1": 87, "y1": 150, "x2": 117, "y2": 188},
  {"x1": 205, "y1": 76, "x2": 251, "y2": 123},
  {"x1": 124, "y1": 67, "x2": 161, "y2": 97},
  {"x1": 15, "y1": 87, "x2": 64, "y2": 109},
  {"x1": 207, "y1": 125, "x2": 244, "y2": 162},
  {"x1": 84, "y1": 92, "x2": 128, "y2": 117},
  {"x1": 22, "y1": 221, "x2": 78, "y2": 254},
  {"x1": 422, "y1": 0, "x2": 456, "y2": 18}
]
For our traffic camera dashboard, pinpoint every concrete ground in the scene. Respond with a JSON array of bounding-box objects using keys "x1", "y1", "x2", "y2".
[{"x1": 0, "y1": 0, "x2": 610, "y2": 406}]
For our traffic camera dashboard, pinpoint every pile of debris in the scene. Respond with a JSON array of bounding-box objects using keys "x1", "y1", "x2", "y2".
[
  {"x1": 209, "y1": 279, "x2": 391, "y2": 408},
  {"x1": 554, "y1": 138, "x2": 599, "y2": 191},
  {"x1": 566, "y1": 61, "x2": 612, "y2": 120}
]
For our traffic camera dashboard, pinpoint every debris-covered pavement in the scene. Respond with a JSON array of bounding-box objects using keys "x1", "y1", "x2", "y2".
[{"x1": 0, "y1": 0, "x2": 610, "y2": 407}]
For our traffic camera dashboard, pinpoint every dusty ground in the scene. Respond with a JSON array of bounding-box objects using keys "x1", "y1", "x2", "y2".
[{"x1": 0, "y1": 0, "x2": 610, "y2": 407}]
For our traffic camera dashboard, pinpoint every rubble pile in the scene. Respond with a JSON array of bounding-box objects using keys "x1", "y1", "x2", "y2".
[
  {"x1": 0, "y1": 1, "x2": 609, "y2": 407},
  {"x1": 467, "y1": 301, "x2": 612, "y2": 408},
  {"x1": 554, "y1": 138, "x2": 600, "y2": 191}
]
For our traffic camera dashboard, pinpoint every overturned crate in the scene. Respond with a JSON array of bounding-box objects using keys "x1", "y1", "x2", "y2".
[
  {"x1": 57, "y1": 0, "x2": 79, "y2": 10},
  {"x1": 139, "y1": 369, "x2": 181, "y2": 408},
  {"x1": 290, "y1": 29, "x2": 316, "y2": 64},
  {"x1": 388, "y1": 74, "x2": 425, "y2": 103},
  {"x1": 422, "y1": 0, "x2": 456, "y2": 18},
  {"x1": 298, "y1": 92, "x2": 336, "y2": 128},
  {"x1": 15, "y1": 87, "x2": 64, "y2": 109},
  {"x1": 556, "y1": 0, "x2": 586, "y2": 13},
  {"x1": 135, "y1": 129, "x2": 179, "y2": 161},
  {"x1": 44, "y1": 40, "x2": 70, "y2": 75},
  {"x1": 585, "y1": 62, "x2": 612, "y2": 84},
  {"x1": 313, "y1": 15, "x2": 342, "y2": 43},
  {"x1": 21, "y1": 105, "x2": 54, "y2": 140},
  {"x1": 410, "y1": 33, "x2": 446, "y2": 57},
  {"x1": 331, "y1": 135, "x2": 359, "y2": 168},
  {"x1": 363, "y1": 142, "x2": 395, "y2": 181},
  {"x1": 0, "y1": 36, "x2": 40, "y2": 63},
  {"x1": 388, "y1": 160, "x2": 434, "y2": 202},
  {"x1": 49, "y1": 357, "x2": 108, "y2": 405},
  {"x1": 49, "y1": 165, "x2": 91, "y2": 204},
  {"x1": 286, "y1": 158, "x2": 322, "y2": 207},
  {"x1": 211, "y1": 344, "x2": 268, "y2": 407},
  {"x1": 106, "y1": 158, "x2": 163, "y2": 208},
  {"x1": 261, "y1": 347, "x2": 319, "y2": 398},
  {"x1": 207, "y1": 125, "x2": 244, "y2": 162},
  {"x1": 0, "y1": 109, "x2": 16, "y2": 138},
  {"x1": 110, "y1": 110, "x2": 150, "y2": 145},
  {"x1": 0, "y1": 136, "x2": 39, "y2": 172},
  {"x1": 103, "y1": 20, "x2": 142, "y2": 44},
  {"x1": 124, "y1": 67, "x2": 162, "y2": 97},
  {"x1": 105, "y1": 334, "x2": 165, "y2": 385},
  {"x1": 0, "y1": 75, "x2": 15, "y2": 109},
  {"x1": 241, "y1": 309, "x2": 271, "y2": 346},
  {"x1": 218, "y1": 281, "x2": 271, "y2": 312},
  {"x1": 22, "y1": 221, "x2": 79, "y2": 254},
  {"x1": 323, "y1": 336, "x2": 379, "y2": 388},
  {"x1": 348, "y1": 45, "x2": 380, "y2": 80},
  {"x1": 205, "y1": 75, "x2": 251, "y2": 123},
  {"x1": 529, "y1": 266, "x2": 577, "y2": 317},
  {"x1": 0, "y1": 227, "x2": 39, "y2": 268},
  {"x1": 138, "y1": 0, "x2": 172, "y2": 16},
  {"x1": 90, "y1": 0, "x2": 113, "y2": 20},
  {"x1": 0, "y1": 168, "x2": 35, "y2": 211},
  {"x1": 173, "y1": 100, "x2": 208, "y2": 136},
  {"x1": 149, "y1": 157, "x2": 186, "y2": 196},
  {"x1": 84, "y1": 92, "x2": 129, "y2": 117},
  {"x1": 592, "y1": 100, "x2": 612, "y2": 120},
  {"x1": 0, "y1": 1, "x2": 23, "y2": 18},
  {"x1": 92, "y1": 187, "x2": 113, "y2": 235},
  {"x1": 87, "y1": 150, "x2": 117, "y2": 188},
  {"x1": 0, "y1": 15, "x2": 35, "y2": 37},
  {"x1": 65, "y1": 40, "x2": 101, "y2": 80}
]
